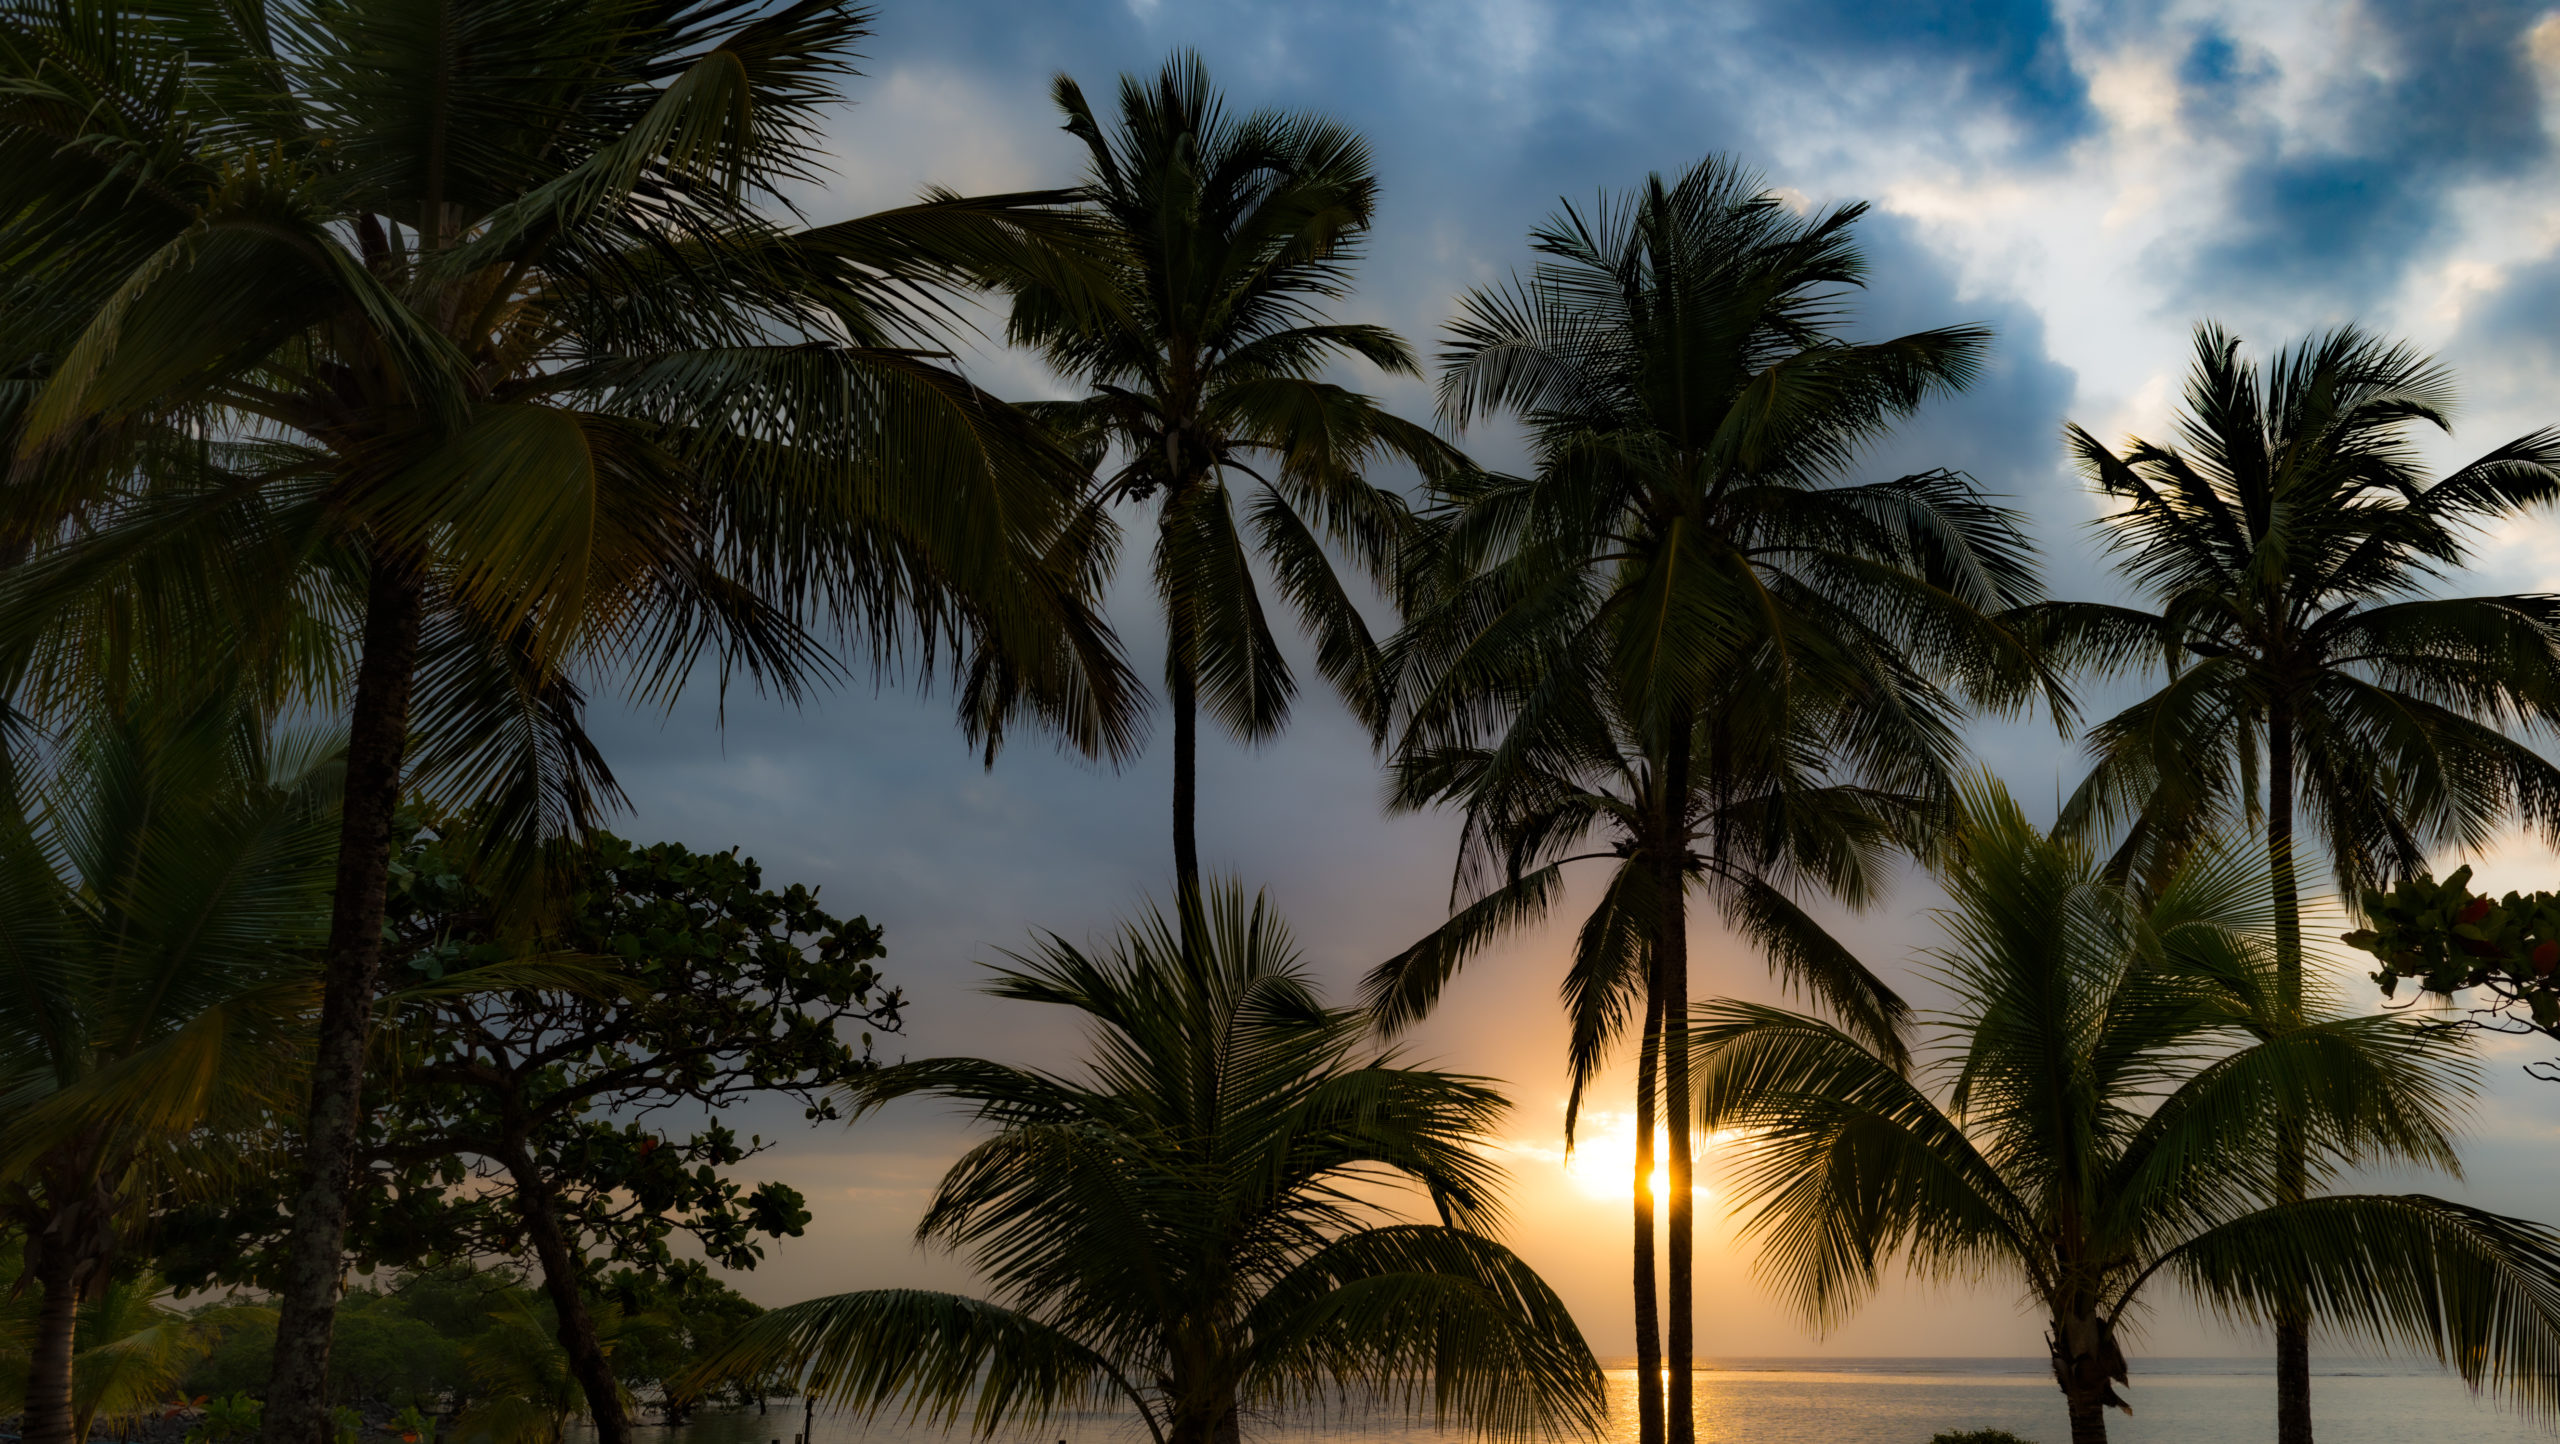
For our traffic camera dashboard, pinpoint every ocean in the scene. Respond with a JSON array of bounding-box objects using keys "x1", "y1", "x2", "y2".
[{"x1": 633, "y1": 1358, "x2": 2548, "y2": 1444}]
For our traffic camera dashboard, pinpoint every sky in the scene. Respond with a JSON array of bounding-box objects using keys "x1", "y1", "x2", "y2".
[{"x1": 583, "y1": 0, "x2": 2560, "y2": 1369}]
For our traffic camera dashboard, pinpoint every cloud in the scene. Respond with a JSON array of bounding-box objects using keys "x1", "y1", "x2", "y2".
[{"x1": 2186, "y1": 0, "x2": 2552, "y2": 306}]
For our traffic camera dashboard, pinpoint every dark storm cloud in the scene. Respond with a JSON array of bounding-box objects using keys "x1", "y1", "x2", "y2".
[
  {"x1": 2190, "y1": 0, "x2": 2548, "y2": 304},
  {"x1": 1743, "y1": 0, "x2": 2093, "y2": 149},
  {"x1": 1845, "y1": 211, "x2": 2081, "y2": 512}
]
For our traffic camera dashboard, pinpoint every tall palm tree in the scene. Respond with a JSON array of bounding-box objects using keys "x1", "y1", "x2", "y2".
[
  {"x1": 1369, "y1": 155, "x2": 2043, "y2": 1444},
  {"x1": 0, "y1": 6, "x2": 1141, "y2": 1440},
  {"x1": 0, "y1": 698, "x2": 338, "y2": 1444},
  {"x1": 1007, "y1": 53, "x2": 1463, "y2": 901},
  {"x1": 1691, "y1": 780, "x2": 2560, "y2": 1444},
  {"x1": 2037, "y1": 323, "x2": 2560, "y2": 1443},
  {"x1": 686, "y1": 885, "x2": 1606, "y2": 1444}
]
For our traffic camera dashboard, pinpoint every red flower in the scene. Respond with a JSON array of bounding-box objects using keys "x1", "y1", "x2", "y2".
[{"x1": 2460, "y1": 897, "x2": 2495, "y2": 924}]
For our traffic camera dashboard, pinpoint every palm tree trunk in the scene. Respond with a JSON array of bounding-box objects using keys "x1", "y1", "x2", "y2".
[
  {"x1": 260, "y1": 558, "x2": 425, "y2": 1444},
  {"x1": 21, "y1": 1234, "x2": 80, "y2": 1444},
  {"x1": 1658, "y1": 732, "x2": 1695, "y2": 1444},
  {"x1": 504, "y1": 1148, "x2": 632, "y2": 1444},
  {"x1": 1171, "y1": 650, "x2": 1199, "y2": 906},
  {"x1": 2268, "y1": 703, "x2": 2312, "y2": 1444},
  {"x1": 2063, "y1": 1388, "x2": 2110, "y2": 1444},
  {"x1": 1633, "y1": 979, "x2": 1665, "y2": 1444}
]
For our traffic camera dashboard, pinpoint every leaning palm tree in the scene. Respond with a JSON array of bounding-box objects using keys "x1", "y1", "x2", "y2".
[
  {"x1": 0, "y1": 6, "x2": 1140, "y2": 1440},
  {"x1": 2038, "y1": 322, "x2": 2560, "y2": 1443},
  {"x1": 1372, "y1": 154, "x2": 2044, "y2": 1444},
  {"x1": 1007, "y1": 53, "x2": 1463, "y2": 900},
  {"x1": 686, "y1": 885, "x2": 1604, "y2": 1444},
  {"x1": 1693, "y1": 780, "x2": 2560, "y2": 1444},
  {"x1": 0, "y1": 698, "x2": 338, "y2": 1444}
]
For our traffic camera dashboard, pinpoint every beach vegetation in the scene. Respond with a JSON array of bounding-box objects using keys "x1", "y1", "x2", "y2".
[
  {"x1": 2027, "y1": 322, "x2": 2560, "y2": 1440},
  {"x1": 1693, "y1": 780, "x2": 2560, "y2": 1444},
  {"x1": 685, "y1": 884, "x2": 1606, "y2": 1444},
  {"x1": 1367, "y1": 153, "x2": 2045, "y2": 1444}
]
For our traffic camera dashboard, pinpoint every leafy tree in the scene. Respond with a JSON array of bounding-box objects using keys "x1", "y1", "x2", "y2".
[
  {"x1": 687, "y1": 885, "x2": 1605, "y2": 1444},
  {"x1": 158, "y1": 826, "x2": 895, "y2": 1444},
  {"x1": 1369, "y1": 154, "x2": 2041, "y2": 1444},
  {"x1": 0, "y1": 700, "x2": 337, "y2": 1444},
  {"x1": 0, "y1": 5, "x2": 1140, "y2": 1437},
  {"x1": 172, "y1": 1260, "x2": 763, "y2": 1429},
  {"x1": 2034, "y1": 322, "x2": 2560, "y2": 1444},
  {"x1": 1692, "y1": 781, "x2": 2560, "y2": 1444},
  {"x1": 2343, "y1": 866, "x2": 2560, "y2": 1062},
  {"x1": 1008, "y1": 52, "x2": 1463, "y2": 899}
]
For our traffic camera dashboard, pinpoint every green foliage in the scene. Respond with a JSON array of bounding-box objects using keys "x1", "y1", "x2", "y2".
[
  {"x1": 182, "y1": 1276, "x2": 469, "y2": 1412},
  {"x1": 596, "y1": 1263, "x2": 775, "y2": 1411},
  {"x1": 0, "y1": 0, "x2": 1141, "y2": 808},
  {"x1": 2345, "y1": 866, "x2": 2560, "y2": 1033},
  {"x1": 2037, "y1": 323, "x2": 2560, "y2": 898},
  {"x1": 165, "y1": 824, "x2": 895, "y2": 1289},
  {"x1": 1694, "y1": 781, "x2": 2560, "y2": 1436},
  {"x1": 171, "y1": 1259, "x2": 764, "y2": 1423},
  {"x1": 688, "y1": 885, "x2": 1605, "y2": 1444},
  {"x1": 0, "y1": 697, "x2": 336, "y2": 1444},
  {"x1": 185, "y1": 1393, "x2": 262, "y2": 1444},
  {"x1": 0, "y1": 1263, "x2": 266, "y2": 1440}
]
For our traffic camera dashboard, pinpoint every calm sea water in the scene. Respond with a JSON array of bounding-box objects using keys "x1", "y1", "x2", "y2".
[{"x1": 620, "y1": 1359, "x2": 2549, "y2": 1444}]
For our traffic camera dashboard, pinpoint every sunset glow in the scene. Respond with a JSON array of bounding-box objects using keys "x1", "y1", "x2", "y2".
[{"x1": 1514, "y1": 1111, "x2": 1717, "y2": 1202}]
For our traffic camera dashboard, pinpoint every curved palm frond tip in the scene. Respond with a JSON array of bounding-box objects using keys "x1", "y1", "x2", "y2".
[
  {"x1": 687, "y1": 883, "x2": 1603, "y2": 1444},
  {"x1": 1693, "y1": 779, "x2": 2560, "y2": 1444}
]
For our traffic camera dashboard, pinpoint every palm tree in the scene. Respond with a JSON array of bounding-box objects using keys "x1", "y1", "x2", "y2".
[
  {"x1": 686, "y1": 884, "x2": 1605, "y2": 1444},
  {"x1": 1691, "y1": 780, "x2": 2560, "y2": 1444},
  {"x1": 1007, "y1": 53, "x2": 1463, "y2": 901},
  {"x1": 0, "y1": 6, "x2": 1141, "y2": 1440},
  {"x1": 1369, "y1": 155, "x2": 2044, "y2": 1444},
  {"x1": 2037, "y1": 322, "x2": 2560, "y2": 1443},
  {"x1": 0, "y1": 698, "x2": 338, "y2": 1444},
  {"x1": 0, "y1": 1269, "x2": 269, "y2": 1444}
]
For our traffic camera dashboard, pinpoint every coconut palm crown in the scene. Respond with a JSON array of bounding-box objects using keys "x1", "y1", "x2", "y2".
[
  {"x1": 689, "y1": 885, "x2": 1604, "y2": 1444},
  {"x1": 1693, "y1": 780, "x2": 2560, "y2": 1444},
  {"x1": 1007, "y1": 53, "x2": 1465, "y2": 899}
]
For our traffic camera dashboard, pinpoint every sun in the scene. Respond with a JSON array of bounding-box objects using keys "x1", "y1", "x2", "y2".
[{"x1": 1550, "y1": 1110, "x2": 1714, "y2": 1201}]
